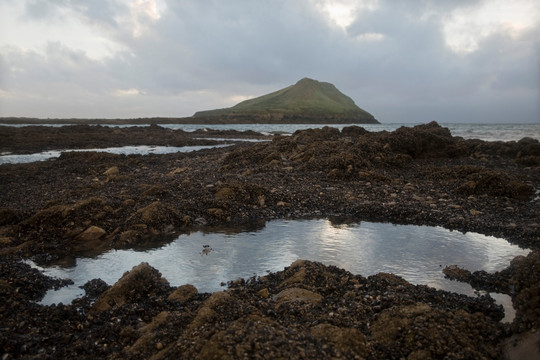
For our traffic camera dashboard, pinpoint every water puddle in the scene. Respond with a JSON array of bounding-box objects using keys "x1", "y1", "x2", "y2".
[
  {"x1": 0, "y1": 144, "x2": 231, "y2": 165},
  {"x1": 31, "y1": 220, "x2": 529, "y2": 321}
]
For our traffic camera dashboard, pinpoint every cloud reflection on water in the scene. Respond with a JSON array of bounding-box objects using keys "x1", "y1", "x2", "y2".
[{"x1": 37, "y1": 219, "x2": 529, "y2": 307}]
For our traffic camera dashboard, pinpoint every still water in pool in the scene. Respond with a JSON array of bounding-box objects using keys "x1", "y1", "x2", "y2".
[
  {"x1": 0, "y1": 144, "x2": 232, "y2": 164},
  {"x1": 32, "y1": 219, "x2": 529, "y2": 321}
]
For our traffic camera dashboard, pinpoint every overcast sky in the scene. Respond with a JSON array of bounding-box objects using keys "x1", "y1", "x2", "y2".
[{"x1": 0, "y1": 0, "x2": 539, "y2": 123}]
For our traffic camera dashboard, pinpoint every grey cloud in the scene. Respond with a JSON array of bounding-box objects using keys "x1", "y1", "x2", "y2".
[
  {"x1": 23, "y1": 0, "x2": 124, "y2": 27},
  {"x1": 1, "y1": 42, "x2": 120, "y2": 111},
  {"x1": 72, "y1": 0, "x2": 125, "y2": 27},
  {"x1": 331, "y1": 0, "x2": 540, "y2": 122},
  {"x1": 474, "y1": 27, "x2": 540, "y2": 93},
  {"x1": 97, "y1": 0, "x2": 335, "y2": 97},
  {"x1": 23, "y1": 0, "x2": 61, "y2": 20},
  {"x1": 1, "y1": 0, "x2": 538, "y2": 122},
  {"x1": 159, "y1": 1, "x2": 333, "y2": 85}
]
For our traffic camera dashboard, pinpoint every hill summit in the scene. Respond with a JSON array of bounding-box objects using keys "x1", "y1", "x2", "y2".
[{"x1": 193, "y1": 78, "x2": 379, "y2": 124}]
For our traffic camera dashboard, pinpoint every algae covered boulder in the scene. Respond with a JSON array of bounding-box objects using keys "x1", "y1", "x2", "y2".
[{"x1": 91, "y1": 262, "x2": 171, "y2": 313}]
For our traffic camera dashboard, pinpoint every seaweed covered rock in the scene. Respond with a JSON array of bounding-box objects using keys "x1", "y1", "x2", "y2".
[
  {"x1": 15, "y1": 197, "x2": 116, "y2": 256},
  {"x1": 0, "y1": 122, "x2": 538, "y2": 359},
  {"x1": 384, "y1": 121, "x2": 459, "y2": 158},
  {"x1": 222, "y1": 122, "x2": 466, "y2": 177},
  {"x1": 455, "y1": 168, "x2": 533, "y2": 199},
  {"x1": 443, "y1": 265, "x2": 472, "y2": 282},
  {"x1": 91, "y1": 262, "x2": 171, "y2": 313},
  {"x1": 81, "y1": 278, "x2": 110, "y2": 299},
  {"x1": 370, "y1": 303, "x2": 501, "y2": 359},
  {"x1": 111, "y1": 260, "x2": 505, "y2": 359},
  {"x1": 0, "y1": 208, "x2": 20, "y2": 226},
  {"x1": 444, "y1": 249, "x2": 540, "y2": 333}
]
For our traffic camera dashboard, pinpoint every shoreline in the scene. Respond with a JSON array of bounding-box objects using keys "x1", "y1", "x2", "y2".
[
  {"x1": 0, "y1": 116, "x2": 380, "y2": 125},
  {"x1": 1, "y1": 122, "x2": 538, "y2": 358}
]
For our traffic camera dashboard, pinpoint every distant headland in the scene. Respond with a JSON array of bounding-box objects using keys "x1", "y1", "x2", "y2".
[
  {"x1": 1, "y1": 78, "x2": 379, "y2": 125},
  {"x1": 193, "y1": 78, "x2": 379, "y2": 124}
]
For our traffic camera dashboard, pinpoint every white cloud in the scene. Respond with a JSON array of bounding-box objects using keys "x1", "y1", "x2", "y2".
[
  {"x1": 355, "y1": 32, "x2": 385, "y2": 42},
  {"x1": 0, "y1": 1, "x2": 125, "y2": 60},
  {"x1": 0, "y1": 89, "x2": 12, "y2": 98},
  {"x1": 123, "y1": 0, "x2": 165, "y2": 37},
  {"x1": 443, "y1": 0, "x2": 540, "y2": 53},
  {"x1": 227, "y1": 94, "x2": 254, "y2": 104},
  {"x1": 313, "y1": 0, "x2": 379, "y2": 31},
  {"x1": 113, "y1": 88, "x2": 145, "y2": 96}
]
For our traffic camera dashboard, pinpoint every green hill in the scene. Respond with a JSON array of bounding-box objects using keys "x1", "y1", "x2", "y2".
[{"x1": 193, "y1": 78, "x2": 379, "y2": 124}]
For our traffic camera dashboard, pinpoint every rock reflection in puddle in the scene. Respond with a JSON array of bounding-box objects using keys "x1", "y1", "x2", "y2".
[{"x1": 35, "y1": 220, "x2": 529, "y2": 320}]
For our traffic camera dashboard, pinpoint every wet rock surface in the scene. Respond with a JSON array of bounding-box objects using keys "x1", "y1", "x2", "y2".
[
  {"x1": 0, "y1": 258, "x2": 508, "y2": 359},
  {"x1": 0, "y1": 124, "x2": 269, "y2": 154},
  {"x1": 0, "y1": 122, "x2": 539, "y2": 358}
]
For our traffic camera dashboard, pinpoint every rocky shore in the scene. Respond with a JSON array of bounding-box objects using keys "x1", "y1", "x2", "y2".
[{"x1": 0, "y1": 122, "x2": 538, "y2": 359}]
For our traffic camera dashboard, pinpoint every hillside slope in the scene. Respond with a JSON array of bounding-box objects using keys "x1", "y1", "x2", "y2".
[{"x1": 194, "y1": 78, "x2": 379, "y2": 124}]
